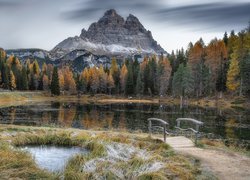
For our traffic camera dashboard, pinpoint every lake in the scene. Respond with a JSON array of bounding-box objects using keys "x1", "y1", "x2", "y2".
[
  {"x1": 0, "y1": 101, "x2": 249, "y2": 145},
  {"x1": 20, "y1": 145, "x2": 88, "y2": 172}
]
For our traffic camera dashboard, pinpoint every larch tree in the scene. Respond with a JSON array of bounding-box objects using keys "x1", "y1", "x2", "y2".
[
  {"x1": 89, "y1": 67, "x2": 100, "y2": 94},
  {"x1": 205, "y1": 39, "x2": 227, "y2": 92},
  {"x1": 42, "y1": 74, "x2": 49, "y2": 91},
  {"x1": 107, "y1": 73, "x2": 115, "y2": 95},
  {"x1": 158, "y1": 57, "x2": 172, "y2": 96},
  {"x1": 226, "y1": 56, "x2": 240, "y2": 93},
  {"x1": 9, "y1": 70, "x2": 16, "y2": 90},
  {"x1": 120, "y1": 64, "x2": 128, "y2": 94},
  {"x1": 99, "y1": 65, "x2": 108, "y2": 93}
]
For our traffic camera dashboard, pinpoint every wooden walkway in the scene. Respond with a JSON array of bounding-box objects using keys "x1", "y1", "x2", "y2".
[{"x1": 165, "y1": 136, "x2": 194, "y2": 148}]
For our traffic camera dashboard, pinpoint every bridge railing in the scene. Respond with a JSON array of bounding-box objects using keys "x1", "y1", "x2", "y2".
[
  {"x1": 175, "y1": 118, "x2": 203, "y2": 144},
  {"x1": 148, "y1": 117, "x2": 204, "y2": 144},
  {"x1": 148, "y1": 118, "x2": 169, "y2": 142}
]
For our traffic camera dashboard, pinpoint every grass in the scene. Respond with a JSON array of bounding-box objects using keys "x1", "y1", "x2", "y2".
[
  {"x1": 198, "y1": 138, "x2": 250, "y2": 157},
  {"x1": 0, "y1": 125, "x2": 211, "y2": 179},
  {"x1": 0, "y1": 142, "x2": 59, "y2": 179}
]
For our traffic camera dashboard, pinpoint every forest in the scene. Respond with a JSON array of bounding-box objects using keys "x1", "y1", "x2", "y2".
[{"x1": 0, "y1": 26, "x2": 249, "y2": 99}]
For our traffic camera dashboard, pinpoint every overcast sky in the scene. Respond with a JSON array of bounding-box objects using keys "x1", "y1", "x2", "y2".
[{"x1": 0, "y1": 0, "x2": 249, "y2": 52}]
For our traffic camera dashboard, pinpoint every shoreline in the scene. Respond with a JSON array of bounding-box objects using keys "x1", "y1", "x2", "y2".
[{"x1": 0, "y1": 91, "x2": 248, "y2": 109}]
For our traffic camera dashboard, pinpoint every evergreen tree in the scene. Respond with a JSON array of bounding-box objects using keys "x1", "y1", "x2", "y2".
[
  {"x1": 172, "y1": 64, "x2": 194, "y2": 104},
  {"x1": 125, "y1": 62, "x2": 134, "y2": 95},
  {"x1": 216, "y1": 54, "x2": 228, "y2": 97},
  {"x1": 136, "y1": 69, "x2": 144, "y2": 96},
  {"x1": 1, "y1": 64, "x2": 9, "y2": 89},
  {"x1": 110, "y1": 58, "x2": 120, "y2": 93},
  {"x1": 21, "y1": 67, "x2": 28, "y2": 90},
  {"x1": 29, "y1": 73, "x2": 36, "y2": 90},
  {"x1": 51, "y1": 67, "x2": 60, "y2": 95},
  {"x1": 241, "y1": 54, "x2": 250, "y2": 96},
  {"x1": 223, "y1": 32, "x2": 228, "y2": 46}
]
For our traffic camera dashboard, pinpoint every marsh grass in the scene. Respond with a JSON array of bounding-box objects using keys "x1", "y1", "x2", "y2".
[
  {"x1": 0, "y1": 142, "x2": 59, "y2": 179},
  {"x1": 0, "y1": 126, "x2": 205, "y2": 179}
]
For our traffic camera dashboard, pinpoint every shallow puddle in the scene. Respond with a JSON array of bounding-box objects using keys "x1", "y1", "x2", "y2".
[{"x1": 21, "y1": 145, "x2": 88, "y2": 172}]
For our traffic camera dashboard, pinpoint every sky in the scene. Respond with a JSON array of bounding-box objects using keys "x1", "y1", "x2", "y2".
[{"x1": 0, "y1": 0, "x2": 249, "y2": 53}]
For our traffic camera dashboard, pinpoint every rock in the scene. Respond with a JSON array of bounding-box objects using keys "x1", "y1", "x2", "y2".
[{"x1": 51, "y1": 9, "x2": 166, "y2": 58}]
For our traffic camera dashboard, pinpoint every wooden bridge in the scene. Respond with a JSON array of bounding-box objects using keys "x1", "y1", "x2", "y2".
[{"x1": 148, "y1": 117, "x2": 204, "y2": 145}]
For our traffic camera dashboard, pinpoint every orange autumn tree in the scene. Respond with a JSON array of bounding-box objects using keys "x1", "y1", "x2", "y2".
[
  {"x1": 62, "y1": 66, "x2": 76, "y2": 94},
  {"x1": 120, "y1": 64, "x2": 128, "y2": 94}
]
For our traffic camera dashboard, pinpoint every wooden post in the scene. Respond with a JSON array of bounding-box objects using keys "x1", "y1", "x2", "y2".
[
  {"x1": 163, "y1": 124, "x2": 166, "y2": 142},
  {"x1": 148, "y1": 120, "x2": 152, "y2": 137}
]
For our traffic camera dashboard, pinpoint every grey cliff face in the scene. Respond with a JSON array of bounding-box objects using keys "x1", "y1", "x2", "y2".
[{"x1": 51, "y1": 9, "x2": 166, "y2": 58}]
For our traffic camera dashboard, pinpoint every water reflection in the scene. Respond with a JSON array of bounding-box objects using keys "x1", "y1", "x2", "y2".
[{"x1": 0, "y1": 102, "x2": 249, "y2": 142}]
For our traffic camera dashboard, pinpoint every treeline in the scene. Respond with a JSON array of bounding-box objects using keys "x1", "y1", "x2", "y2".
[{"x1": 0, "y1": 26, "x2": 249, "y2": 98}]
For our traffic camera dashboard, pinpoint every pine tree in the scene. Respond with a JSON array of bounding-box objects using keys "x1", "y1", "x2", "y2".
[
  {"x1": 21, "y1": 67, "x2": 28, "y2": 90},
  {"x1": 172, "y1": 64, "x2": 193, "y2": 105},
  {"x1": 223, "y1": 32, "x2": 228, "y2": 46},
  {"x1": 136, "y1": 69, "x2": 144, "y2": 96},
  {"x1": 1, "y1": 64, "x2": 9, "y2": 89},
  {"x1": 216, "y1": 53, "x2": 228, "y2": 97},
  {"x1": 240, "y1": 54, "x2": 250, "y2": 96},
  {"x1": 226, "y1": 57, "x2": 240, "y2": 92},
  {"x1": 110, "y1": 58, "x2": 120, "y2": 93},
  {"x1": 125, "y1": 62, "x2": 134, "y2": 95},
  {"x1": 51, "y1": 67, "x2": 60, "y2": 95}
]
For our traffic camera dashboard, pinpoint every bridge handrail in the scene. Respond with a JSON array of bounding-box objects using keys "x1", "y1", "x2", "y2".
[
  {"x1": 176, "y1": 118, "x2": 203, "y2": 125},
  {"x1": 175, "y1": 118, "x2": 203, "y2": 144},
  {"x1": 148, "y1": 118, "x2": 169, "y2": 142},
  {"x1": 148, "y1": 118, "x2": 169, "y2": 125}
]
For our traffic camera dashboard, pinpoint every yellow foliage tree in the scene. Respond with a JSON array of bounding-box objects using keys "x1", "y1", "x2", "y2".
[
  {"x1": 120, "y1": 64, "x2": 128, "y2": 93},
  {"x1": 9, "y1": 70, "x2": 16, "y2": 90},
  {"x1": 226, "y1": 57, "x2": 240, "y2": 92}
]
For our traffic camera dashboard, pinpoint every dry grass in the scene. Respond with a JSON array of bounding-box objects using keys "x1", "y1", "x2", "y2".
[
  {"x1": 0, "y1": 142, "x2": 58, "y2": 179},
  {"x1": 199, "y1": 138, "x2": 250, "y2": 157},
  {"x1": 0, "y1": 125, "x2": 208, "y2": 179}
]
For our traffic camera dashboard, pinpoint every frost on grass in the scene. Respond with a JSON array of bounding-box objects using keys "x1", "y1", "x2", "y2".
[{"x1": 82, "y1": 142, "x2": 164, "y2": 179}]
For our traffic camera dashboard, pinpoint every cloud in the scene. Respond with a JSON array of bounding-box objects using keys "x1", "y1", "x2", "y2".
[
  {"x1": 0, "y1": 0, "x2": 21, "y2": 8},
  {"x1": 63, "y1": 0, "x2": 165, "y2": 20},
  {"x1": 63, "y1": 1, "x2": 250, "y2": 31},
  {"x1": 156, "y1": 2, "x2": 250, "y2": 31}
]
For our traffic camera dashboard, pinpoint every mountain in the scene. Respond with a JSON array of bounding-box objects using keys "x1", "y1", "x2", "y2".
[
  {"x1": 50, "y1": 9, "x2": 166, "y2": 59},
  {"x1": 6, "y1": 9, "x2": 166, "y2": 71},
  {"x1": 6, "y1": 49, "x2": 50, "y2": 61}
]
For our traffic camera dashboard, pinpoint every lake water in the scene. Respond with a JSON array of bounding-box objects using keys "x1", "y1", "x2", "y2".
[
  {"x1": 21, "y1": 145, "x2": 88, "y2": 172},
  {"x1": 0, "y1": 101, "x2": 249, "y2": 145}
]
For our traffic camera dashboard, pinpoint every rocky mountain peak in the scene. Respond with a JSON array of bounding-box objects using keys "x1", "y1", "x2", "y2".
[
  {"x1": 53, "y1": 9, "x2": 166, "y2": 58},
  {"x1": 104, "y1": 9, "x2": 118, "y2": 17}
]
